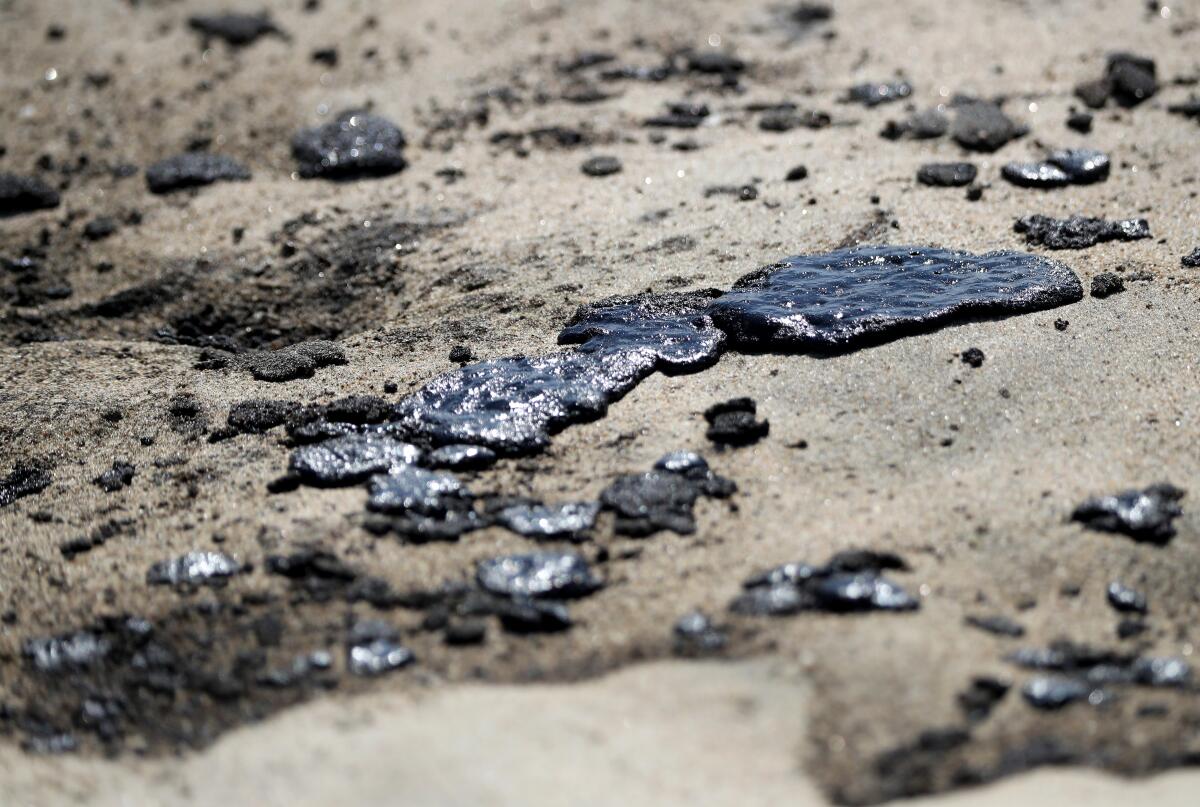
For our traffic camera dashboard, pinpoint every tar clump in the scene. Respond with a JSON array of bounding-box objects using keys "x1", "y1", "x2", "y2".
[
  {"x1": 1002, "y1": 149, "x2": 1110, "y2": 189},
  {"x1": 145, "y1": 153, "x2": 251, "y2": 194},
  {"x1": 291, "y1": 110, "x2": 408, "y2": 179},
  {"x1": 1075, "y1": 53, "x2": 1157, "y2": 108},
  {"x1": 704, "y1": 397, "x2": 769, "y2": 446},
  {"x1": 960, "y1": 347, "x2": 985, "y2": 368},
  {"x1": 0, "y1": 174, "x2": 61, "y2": 216},
  {"x1": 288, "y1": 433, "x2": 422, "y2": 486},
  {"x1": 917, "y1": 163, "x2": 977, "y2": 187},
  {"x1": 0, "y1": 462, "x2": 52, "y2": 508},
  {"x1": 188, "y1": 13, "x2": 284, "y2": 47},
  {"x1": 706, "y1": 246, "x2": 1082, "y2": 353},
  {"x1": 476, "y1": 552, "x2": 603, "y2": 599},
  {"x1": 93, "y1": 461, "x2": 135, "y2": 492},
  {"x1": 1089, "y1": 272, "x2": 1125, "y2": 298},
  {"x1": 366, "y1": 464, "x2": 485, "y2": 542},
  {"x1": 1071, "y1": 483, "x2": 1184, "y2": 544},
  {"x1": 1014, "y1": 215, "x2": 1150, "y2": 250},
  {"x1": 729, "y1": 551, "x2": 919, "y2": 615},
  {"x1": 845, "y1": 80, "x2": 913, "y2": 107},
  {"x1": 147, "y1": 552, "x2": 242, "y2": 587},
  {"x1": 600, "y1": 451, "x2": 735, "y2": 536},
  {"x1": 244, "y1": 340, "x2": 347, "y2": 382},
  {"x1": 492, "y1": 500, "x2": 600, "y2": 542},
  {"x1": 951, "y1": 101, "x2": 1028, "y2": 152}
]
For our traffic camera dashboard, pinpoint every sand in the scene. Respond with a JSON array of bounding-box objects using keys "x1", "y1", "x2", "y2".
[{"x1": 2, "y1": 0, "x2": 1200, "y2": 803}]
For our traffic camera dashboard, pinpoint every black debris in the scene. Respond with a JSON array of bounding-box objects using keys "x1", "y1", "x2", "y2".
[
  {"x1": 94, "y1": 462, "x2": 135, "y2": 493},
  {"x1": 880, "y1": 108, "x2": 948, "y2": 141},
  {"x1": 1106, "y1": 582, "x2": 1147, "y2": 614},
  {"x1": 291, "y1": 111, "x2": 408, "y2": 179},
  {"x1": 1090, "y1": 273, "x2": 1125, "y2": 298},
  {"x1": 493, "y1": 500, "x2": 600, "y2": 542},
  {"x1": 846, "y1": 80, "x2": 913, "y2": 107},
  {"x1": 1180, "y1": 248, "x2": 1200, "y2": 268},
  {"x1": 83, "y1": 217, "x2": 118, "y2": 241},
  {"x1": 476, "y1": 552, "x2": 603, "y2": 599},
  {"x1": 289, "y1": 433, "x2": 422, "y2": 487},
  {"x1": 146, "y1": 552, "x2": 241, "y2": 587},
  {"x1": 365, "y1": 465, "x2": 484, "y2": 542},
  {"x1": 1066, "y1": 112, "x2": 1093, "y2": 133},
  {"x1": 917, "y1": 162, "x2": 977, "y2": 187},
  {"x1": 1013, "y1": 215, "x2": 1150, "y2": 250},
  {"x1": 245, "y1": 340, "x2": 346, "y2": 382},
  {"x1": 704, "y1": 397, "x2": 769, "y2": 446},
  {"x1": 951, "y1": 102, "x2": 1027, "y2": 152},
  {"x1": 0, "y1": 174, "x2": 61, "y2": 216},
  {"x1": 730, "y1": 551, "x2": 918, "y2": 616},
  {"x1": 581, "y1": 156, "x2": 622, "y2": 177},
  {"x1": 707, "y1": 246, "x2": 1082, "y2": 353},
  {"x1": 427, "y1": 444, "x2": 498, "y2": 471},
  {"x1": 960, "y1": 347, "x2": 985, "y2": 368},
  {"x1": 600, "y1": 451, "x2": 735, "y2": 536},
  {"x1": 346, "y1": 620, "x2": 414, "y2": 676},
  {"x1": 958, "y1": 676, "x2": 1010, "y2": 722},
  {"x1": 1071, "y1": 484, "x2": 1184, "y2": 544},
  {"x1": 965, "y1": 615, "x2": 1025, "y2": 638},
  {"x1": 145, "y1": 153, "x2": 251, "y2": 194},
  {"x1": 188, "y1": 13, "x2": 284, "y2": 47},
  {"x1": 785, "y1": 165, "x2": 808, "y2": 182}
]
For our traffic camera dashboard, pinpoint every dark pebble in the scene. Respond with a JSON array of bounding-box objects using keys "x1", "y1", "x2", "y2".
[
  {"x1": 785, "y1": 165, "x2": 808, "y2": 182},
  {"x1": 952, "y1": 102, "x2": 1027, "y2": 152},
  {"x1": 704, "y1": 397, "x2": 769, "y2": 446},
  {"x1": 917, "y1": 162, "x2": 977, "y2": 187},
  {"x1": 581, "y1": 156, "x2": 622, "y2": 177},
  {"x1": 0, "y1": 463, "x2": 53, "y2": 508},
  {"x1": 1066, "y1": 112, "x2": 1093, "y2": 133},
  {"x1": 965, "y1": 614, "x2": 1025, "y2": 637},
  {"x1": 476, "y1": 552, "x2": 603, "y2": 599},
  {"x1": 146, "y1": 552, "x2": 241, "y2": 586},
  {"x1": 707, "y1": 246, "x2": 1082, "y2": 352}
]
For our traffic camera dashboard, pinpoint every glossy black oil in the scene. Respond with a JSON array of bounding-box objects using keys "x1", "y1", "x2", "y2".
[
  {"x1": 291, "y1": 111, "x2": 408, "y2": 179},
  {"x1": 1015, "y1": 215, "x2": 1150, "y2": 250},
  {"x1": 1072, "y1": 483, "x2": 1185, "y2": 544},
  {"x1": 0, "y1": 463, "x2": 52, "y2": 508},
  {"x1": 390, "y1": 290, "x2": 723, "y2": 455},
  {"x1": 288, "y1": 433, "x2": 422, "y2": 486},
  {"x1": 365, "y1": 465, "x2": 484, "y2": 542},
  {"x1": 475, "y1": 552, "x2": 603, "y2": 599},
  {"x1": 146, "y1": 552, "x2": 242, "y2": 586},
  {"x1": 729, "y1": 552, "x2": 919, "y2": 616},
  {"x1": 706, "y1": 246, "x2": 1083, "y2": 353},
  {"x1": 493, "y1": 501, "x2": 600, "y2": 542}
]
